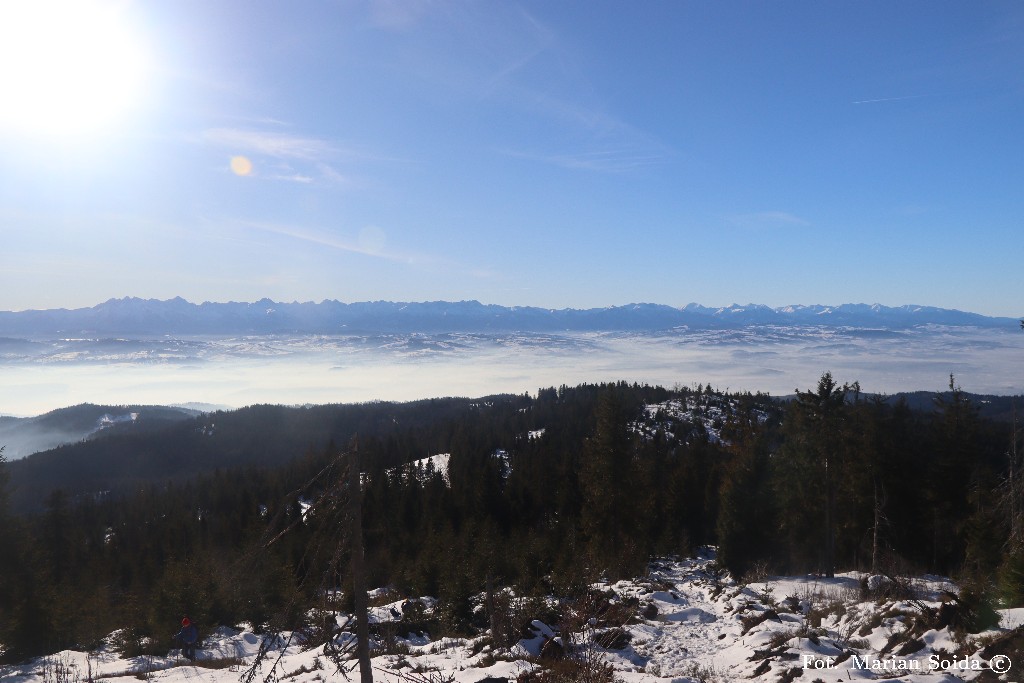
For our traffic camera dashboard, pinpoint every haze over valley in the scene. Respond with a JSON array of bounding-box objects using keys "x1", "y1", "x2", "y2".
[{"x1": 2, "y1": 297, "x2": 1021, "y2": 418}]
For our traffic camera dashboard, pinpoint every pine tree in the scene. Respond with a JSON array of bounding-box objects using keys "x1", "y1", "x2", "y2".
[
  {"x1": 716, "y1": 419, "x2": 775, "y2": 578},
  {"x1": 0, "y1": 448, "x2": 15, "y2": 657},
  {"x1": 775, "y1": 372, "x2": 852, "y2": 576},
  {"x1": 1001, "y1": 405, "x2": 1024, "y2": 553},
  {"x1": 998, "y1": 404, "x2": 1024, "y2": 604},
  {"x1": 927, "y1": 374, "x2": 980, "y2": 572},
  {"x1": 580, "y1": 388, "x2": 642, "y2": 578},
  {"x1": 242, "y1": 441, "x2": 372, "y2": 683}
]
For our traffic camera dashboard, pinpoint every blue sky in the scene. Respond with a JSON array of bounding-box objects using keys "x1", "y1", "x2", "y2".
[{"x1": 1, "y1": 0, "x2": 1022, "y2": 315}]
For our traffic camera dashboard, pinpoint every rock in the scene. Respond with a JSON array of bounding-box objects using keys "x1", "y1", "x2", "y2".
[
  {"x1": 540, "y1": 637, "x2": 564, "y2": 660},
  {"x1": 596, "y1": 627, "x2": 631, "y2": 650}
]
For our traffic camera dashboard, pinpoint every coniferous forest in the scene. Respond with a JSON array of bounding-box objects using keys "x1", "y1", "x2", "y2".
[{"x1": 1, "y1": 376, "x2": 1022, "y2": 663}]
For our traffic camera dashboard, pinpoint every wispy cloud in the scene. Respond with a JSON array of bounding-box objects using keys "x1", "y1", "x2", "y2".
[
  {"x1": 392, "y1": 2, "x2": 671, "y2": 174},
  {"x1": 199, "y1": 127, "x2": 380, "y2": 186},
  {"x1": 478, "y1": 43, "x2": 548, "y2": 100},
  {"x1": 203, "y1": 128, "x2": 335, "y2": 161},
  {"x1": 267, "y1": 173, "x2": 314, "y2": 184},
  {"x1": 315, "y1": 162, "x2": 349, "y2": 185},
  {"x1": 368, "y1": 0, "x2": 438, "y2": 31},
  {"x1": 852, "y1": 94, "x2": 931, "y2": 105},
  {"x1": 218, "y1": 115, "x2": 293, "y2": 128},
  {"x1": 500, "y1": 147, "x2": 665, "y2": 173},
  {"x1": 225, "y1": 219, "x2": 503, "y2": 284},
  {"x1": 728, "y1": 211, "x2": 811, "y2": 229},
  {"x1": 236, "y1": 219, "x2": 407, "y2": 261},
  {"x1": 263, "y1": 161, "x2": 322, "y2": 185},
  {"x1": 201, "y1": 127, "x2": 407, "y2": 164},
  {"x1": 495, "y1": 86, "x2": 672, "y2": 173},
  {"x1": 477, "y1": 6, "x2": 554, "y2": 99}
]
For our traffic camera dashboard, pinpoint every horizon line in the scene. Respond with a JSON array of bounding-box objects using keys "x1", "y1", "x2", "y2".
[{"x1": 1, "y1": 296, "x2": 1020, "y2": 320}]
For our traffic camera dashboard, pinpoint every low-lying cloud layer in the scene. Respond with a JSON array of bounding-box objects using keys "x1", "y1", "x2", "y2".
[{"x1": 2, "y1": 326, "x2": 1021, "y2": 417}]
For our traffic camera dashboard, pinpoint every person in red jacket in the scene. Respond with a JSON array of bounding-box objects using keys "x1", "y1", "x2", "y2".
[{"x1": 174, "y1": 617, "x2": 199, "y2": 661}]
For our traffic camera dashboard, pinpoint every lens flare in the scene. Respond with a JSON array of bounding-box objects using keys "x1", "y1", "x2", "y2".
[{"x1": 230, "y1": 156, "x2": 254, "y2": 176}]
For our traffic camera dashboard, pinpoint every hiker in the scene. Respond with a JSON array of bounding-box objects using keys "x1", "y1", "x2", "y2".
[{"x1": 175, "y1": 616, "x2": 199, "y2": 661}]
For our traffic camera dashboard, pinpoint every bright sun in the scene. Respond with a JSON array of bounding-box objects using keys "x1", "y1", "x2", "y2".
[{"x1": 0, "y1": 0, "x2": 149, "y2": 137}]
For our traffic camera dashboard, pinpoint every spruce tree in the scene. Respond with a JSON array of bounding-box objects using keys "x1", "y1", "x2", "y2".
[
  {"x1": 927, "y1": 375, "x2": 980, "y2": 572},
  {"x1": 716, "y1": 419, "x2": 775, "y2": 578},
  {"x1": 0, "y1": 448, "x2": 14, "y2": 657},
  {"x1": 580, "y1": 388, "x2": 642, "y2": 578},
  {"x1": 999, "y1": 407, "x2": 1024, "y2": 604},
  {"x1": 775, "y1": 372, "x2": 852, "y2": 576}
]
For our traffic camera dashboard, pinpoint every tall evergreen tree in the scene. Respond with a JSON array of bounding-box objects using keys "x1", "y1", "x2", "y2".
[
  {"x1": 999, "y1": 407, "x2": 1024, "y2": 604},
  {"x1": 775, "y1": 372, "x2": 852, "y2": 576},
  {"x1": 580, "y1": 388, "x2": 642, "y2": 578},
  {"x1": 716, "y1": 417, "x2": 776, "y2": 578},
  {"x1": 927, "y1": 375, "x2": 981, "y2": 572},
  {"x1": 0, "y1": 448, "x2": 15, "y2": 656}
]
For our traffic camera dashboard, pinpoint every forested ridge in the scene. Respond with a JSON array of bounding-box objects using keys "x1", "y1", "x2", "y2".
[
  {"x1": 0, "y1": 377, "x2": 1022, "y2": 662},
  {"x1": 4, "y1": 397, "x2": 508, "y2": 514}
]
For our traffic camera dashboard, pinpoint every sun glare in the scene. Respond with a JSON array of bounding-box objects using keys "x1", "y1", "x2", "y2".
[
  {"x1": 230, "y1": 155, "x2": 253, "y2": 176},
  {"x1": 0, "y1": 0, "x2": 150, "y2": 137}
]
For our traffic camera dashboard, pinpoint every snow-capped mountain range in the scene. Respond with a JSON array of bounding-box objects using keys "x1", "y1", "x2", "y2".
[{"x1": 0, "y1": 297, "x2": 1017, "y2": 336}]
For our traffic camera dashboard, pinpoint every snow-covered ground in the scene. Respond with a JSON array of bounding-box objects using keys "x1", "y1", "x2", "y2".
[
  {"x1": 636, "y1": 394, "x2": 771, "y2": 445},
  {"x1": 1, "y1": 552, "x2": 1018, "y2": 683},
  {"x1": 390, "y1": 454, "x2": 452, "y2": 485}
]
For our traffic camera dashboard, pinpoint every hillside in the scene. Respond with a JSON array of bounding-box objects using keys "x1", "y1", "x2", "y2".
[
  {"x1": 4, "y1": 395, "x2": 528, "y2": 514},
  {"x1": 6, "y1": 387, "x2": 1020, "y2": 513},
  {"x1": 1, "y1": 379, "x2": 1022, "y2": 669},
  {"x1": 3, "y1": 552, "x2": 1021, "y2": 683},
  {"x1": 0, "y1": 403, "x2": 198, "y2": 460}
]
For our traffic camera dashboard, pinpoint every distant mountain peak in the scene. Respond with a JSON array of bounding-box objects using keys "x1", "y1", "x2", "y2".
[{"x1": 0, "y1": 298, "x2": 1017, "y2": 336}]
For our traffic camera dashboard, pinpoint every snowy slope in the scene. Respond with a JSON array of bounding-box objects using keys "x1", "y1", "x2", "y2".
[
  {"x1": 387, "y1": 453, "x2": 452, "y2": 485},
  {"x1": 636, "y1": 395, "x2": 772, "y2": 445},
  {"x1": 2, "y1": 552, "x2": 1018, "y2": 683}
]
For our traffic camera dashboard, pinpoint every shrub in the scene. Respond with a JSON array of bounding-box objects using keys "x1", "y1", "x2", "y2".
[
  {"x1": 944, "y1": 581, "x2": 1000, "y2": 635},
  {"x1": 998, "y1": 550, "x2": 1024, "y2": 607}
]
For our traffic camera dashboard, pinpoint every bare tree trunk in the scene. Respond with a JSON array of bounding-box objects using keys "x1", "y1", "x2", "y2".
[
  {"x1": 871, "y1": 480, "x2": 880, "y2": 574},
  {"x1": 824, "y1": 454, "x2": 835, "y2": 578},
  {"x1": 870, "y1": 480, "x2": 888, "y2": 575},
  {"x1": 348, "y1": 443, "x2": 373, "y2": 683},
  {"x1": 486, "y1": 573, "x2": 499, "y2": 643},
  {"x1": 1010, "y1": 404, "x2": 1023, "y2": 552}
]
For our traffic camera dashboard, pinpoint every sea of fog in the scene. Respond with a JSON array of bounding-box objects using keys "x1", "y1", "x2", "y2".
[{"x1": 2, "y1": 326, "x2": 1022, "y2": 416}]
